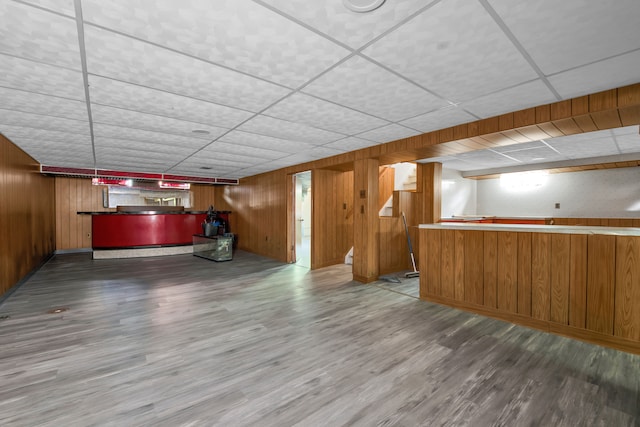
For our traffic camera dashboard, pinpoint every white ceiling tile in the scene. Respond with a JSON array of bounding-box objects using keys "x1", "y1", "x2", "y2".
[
  {"x1": 356, "y1": 124, "x2": 420, "y2": 144},
  {"x1": 303, "y1": 56, "x2": 449, "y2": 121},
  {"x1": 81, "y1": 0, "x2": 349, "y2": 88},
  {"x1": 172, "y1": 157, "x2": 254, "y2": 169},
  {"x1": 547, "y1": 136, "x2": 620, "y2": 159},
  {"x1": 364, "y1": 0, "x2": 538, "y2": 103},
  {"x1": 615, "y1": 134, "x2": 640, "y2": 154},
  {"x1": 400, "y1": 106, "x2": 476, "y2": 133},
  {"x1": 276, "y1": 146, "x2": 345, "y2": 164},
  {"x1": 494, "y1": 141, "x2": 546, "y2": 153},
  {"x1": 0, "y1": 86, "x2": 88, "y2": 121},
  {"x1": 613, "y1": 126, "x2": 639, "y2": 137},
  {"x1": 488, "y1": 0, "x2": 640, "y2": 74},
  {"x1": 83, "y1": 26, "x2": 291, "y2": 112},
  {"x1": 96, "y1": 160, "x2": 173, "y2": 172},
  {"x1": 91, "y1": 105, "x2": 229, "y2": 140},
  {"x1": 18, "y1": 0, "x2": 76, "y2": 15},
  {"x1": 0, "y1": 1, "x2": 81, "y2": 69},
  {"x1": 263, "y1": 0, "x2": 428, "y2": 49},
  {"x1": 548, "y1": 50, "x2": 640, "y2": 100},
  {"x1": 237, "y1": 115, "x2": 343, "y2": 145},
  {"x1": 0, "y1": 55, "x2": 85, "y2": 100},
  {"x1": 263, "y1": 93, "x2": 388, "y2": 135},
  {"x1": 219, "y1": 131, "x2": 314, "y2": 154},
  {"x1": 92, "y1": 123, "x2": 208, "y2": 148},
  {"x1": 200, "y1": 141, "x2": 286, "y2": 160},
  {"x1": 93, "y1": 137, "x2": 194, "y2": 156},
  {"x1": 0, "y1": 109, "x2": 89, "y2": 136},
  {"x1": 462, "y1": 80, "x2": 557, "y2": 119},
  {"x1": 0, "y1": 124, "x2": 90, "y2": 145},
  {"x1": 6, "y1": 137, "x2": 93, "y2": 165},
  {"x1": 88, "y1": 76, "x2": 252, "y2": 129},
  {"x1": 322, "y1": 137, "x2": 378, "y2": 152},
  {"x1": 455, "y1": 150, "x2": 520, "y2": 168},
  {"x1": 503, "y1": 147, "x2": 568, "y2": 163},
  {"x1": 168, "y1": 168, "x2": 237, "y2": 178}
]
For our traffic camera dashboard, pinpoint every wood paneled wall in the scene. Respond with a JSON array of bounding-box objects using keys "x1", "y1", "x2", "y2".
[
  {"x1": 552, "y1": 218, "x2": 640, "y2": 227},
  {"x1": 353, "y1": 158, "x2": 380, "y2": 282},
  {"x1": 0, "y1": 134, "x2": 55, "y2": 298},
  {"x1": 379, "y1": 217, "x2": 409, "y2": 275},
  {"x1": 419, "y1": 227, "x2": 640, "y2": 354},
  {"x1": 55, "y1": 177, "x2": 114, "y2": 250},
  {"x1": 190, "y1": 184, "x2": 217, "y2": 211},
  {"x1": 312, "y1": 169, "x2": 354, "y2": 269},
  {"x1": 378, "y1": 166, "x2": 394, "y2": 211},
  {"x1": 213, "y1": 172, "x2": 289, "y2": 262}
]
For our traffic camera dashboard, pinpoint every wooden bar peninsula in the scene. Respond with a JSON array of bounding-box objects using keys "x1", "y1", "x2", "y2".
[{"x1": 419, "y1": 222, "x2": 640, "y2": 354}]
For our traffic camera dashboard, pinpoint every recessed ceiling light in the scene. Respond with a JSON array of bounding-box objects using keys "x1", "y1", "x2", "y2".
[
  {"x1": 200, "y1": 166, "x2": 212, "y2": 170},
  {"x1": 192, "y1": 129, "x2": 210, "y2": 135},
  {"x1": 343, "y1": 0, "x2": 386, "y2": 13}
]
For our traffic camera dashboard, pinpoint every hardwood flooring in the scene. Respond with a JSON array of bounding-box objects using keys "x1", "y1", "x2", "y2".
[{"x1": 0, "y1": 251, "x2": 638, "y2": 426}]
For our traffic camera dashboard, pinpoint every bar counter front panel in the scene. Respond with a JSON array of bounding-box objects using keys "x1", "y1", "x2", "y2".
[
  {"x1": 90, "y1": 212, "x2": 207, "y2": 248},
  {"x1": 418, "y1": 223, "x2": 640, "y2": 354}
]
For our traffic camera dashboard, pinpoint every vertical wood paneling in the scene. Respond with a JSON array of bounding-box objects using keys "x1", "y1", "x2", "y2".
[
  {"x1": 191, "y1": 185, "x2": 217, "y2": 210},
  {"x1": 454, "y1": 230, "x2": 465, "y2": 300},
  {"x1": 55, "y1": 177, "x2": 112, "y2": 250},
  {"x1": 353, "y1": 159, "x2": 379, "y2": 282},
  {"x1": 440, "y1": 230, "x2": 455, "y2": 299},
  {"x1": 531, "y1": 233, "x2": 551, "y2": 320},
  {"x1": 68, "y1": 178, "x2": 78, "y2": 247},
  {"x1": 586, "y1": 235, "x2": 616, "y2": 335},
  {"x1": 416, "y1": 162, "x2": 441, "y2": 224},
  {"x1": 424, "y1": 229, "x2": 441, "y2": 296},
  {"x1": 497, "y1": 232, "x2": 518, "y2": 313},
  {"x1": 569, "y1": 235, "x2": 588, "y2": 329},
  {"x1": 378, "y1": 217, "x2": 406, "y2": 274},
  {"x1": 0, "y1": 134, "x2": 55, "y2": 298},
  {"x1": 378, "y1": 166, "x2": 395, "y2": 211},
  {"x1": 550, "y1": 234, "x2": 571, "y2": 324},
  {"x1": 615, "y1": 236, "x2": 640, "y2": 340},
  {"x1": 464, "y1": 230, "x2": 483, "y2": 305},
  {"x1": 517, "y1": 233, "x2": 532, "y2": 316},
  {"x1": 483, "y1": 231, "x2": 498, "y2": 309},
  {"x1": 314, "y1": 169, "x2": 353, "y2": 269}
]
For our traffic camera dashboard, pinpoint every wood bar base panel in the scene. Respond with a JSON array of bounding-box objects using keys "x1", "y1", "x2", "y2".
[{"x1": 419, "y1": 226, "x2": 640, "y2": 355}]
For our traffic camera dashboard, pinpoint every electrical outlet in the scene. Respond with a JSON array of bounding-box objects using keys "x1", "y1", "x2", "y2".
[{"x1": 555, "y1": 203, "x2": 560, "y2": 209}]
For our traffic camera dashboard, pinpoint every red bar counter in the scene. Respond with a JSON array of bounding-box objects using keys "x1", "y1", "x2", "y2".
[{"x1": 83, "y1": 210, "x2": 230, "y2": 249}]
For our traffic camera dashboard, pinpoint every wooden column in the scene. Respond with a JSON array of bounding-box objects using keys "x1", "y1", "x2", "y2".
[
  {"x1": 416, "y1": 162, "x2": 442, "y2": 224},
  {"x1": 353, "y1": 158, "x2": 379, "y2": 283}
]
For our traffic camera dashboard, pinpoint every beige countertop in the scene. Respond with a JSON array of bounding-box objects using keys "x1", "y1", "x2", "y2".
[{"x1": 419, "y1": 222, "x2": 640, "y2": 236}]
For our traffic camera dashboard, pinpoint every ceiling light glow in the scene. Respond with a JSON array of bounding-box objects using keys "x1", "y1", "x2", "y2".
[{"x1": 500, "y1": 170, "x2": 548, "y2": 191}]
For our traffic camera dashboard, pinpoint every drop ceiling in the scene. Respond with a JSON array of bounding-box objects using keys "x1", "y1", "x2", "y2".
[{"x1": 1, "y1": 0, "x2": 639, "y2": 180}]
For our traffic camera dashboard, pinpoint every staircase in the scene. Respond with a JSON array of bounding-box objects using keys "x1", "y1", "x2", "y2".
[{"x1": 379, "y1": 163, "x2": 417, "y2": 216}]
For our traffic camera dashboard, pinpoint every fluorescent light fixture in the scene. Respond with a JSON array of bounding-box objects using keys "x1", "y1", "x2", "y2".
[
  {"x1": 500, "y1": 170, "x2": 548, "y2": 191},
  {"x1": 159, "y1": 181, "x2": 190, "y2": 189}
]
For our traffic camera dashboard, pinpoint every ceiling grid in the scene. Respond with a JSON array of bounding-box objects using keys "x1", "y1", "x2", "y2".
[{"x1": 0, "y1": 0, "x2": 639, "y2": 179}]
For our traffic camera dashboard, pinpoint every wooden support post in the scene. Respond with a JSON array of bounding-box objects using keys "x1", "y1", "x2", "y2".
[
  {"x1": 416, "y1": 162, "x2": 442, "y2": 224},
  {"x1": 353, "y1": 158, "x2": 379, "y2": 283}
]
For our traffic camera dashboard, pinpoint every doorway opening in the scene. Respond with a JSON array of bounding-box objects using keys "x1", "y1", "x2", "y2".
[{"x1": 293, "y1": 171, "x2": 312, "y2": 268}]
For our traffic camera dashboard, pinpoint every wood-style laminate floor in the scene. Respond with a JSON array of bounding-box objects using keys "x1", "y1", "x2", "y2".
[{"x1": 1, "y1": 251, "x2": 638, "y2": 426}]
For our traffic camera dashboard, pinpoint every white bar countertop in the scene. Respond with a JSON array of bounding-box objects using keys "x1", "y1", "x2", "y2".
[{"x1": 419, "y1": 222, "x2": 640, "y2": 236}]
